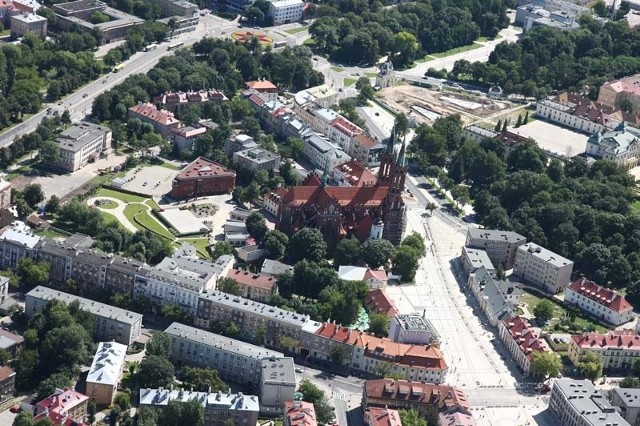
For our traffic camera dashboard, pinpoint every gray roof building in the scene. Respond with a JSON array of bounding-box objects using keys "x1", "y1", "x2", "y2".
[
  {"x1": 549, "y1": 379, "x2": 629, "y2": 426},
  {"x1": 611, "y1": 388, "x2": 640, "y2": 426},
  {"x1": 467, "y1": 228, "x2": 526, "y2": 245},
  {"x1": 260, "y1": 259, "x2": 294, "y2": 277}
]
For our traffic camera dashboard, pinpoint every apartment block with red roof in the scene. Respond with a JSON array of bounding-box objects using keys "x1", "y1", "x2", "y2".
[
  {"x1": 284, "y1": 400, "x2": 317, "y2": 426},
  {"x1": 169, "y1": 157, "x2": 236, "y2": 200},
  {"x1": 365, "y1": 407, "x2": 403, "y2": 426},
  {"x1": 128, "y1": 102, "x2": 181, "y2": 137},
  {"x1": 365, "y1": 289, "x2": 398, "y2": 317},
  {"x1": 565, "y1": 277, "x2": 634, "y2": 326},
  {"x1": 33, "y1": 388, "x2": 89, "y2": 426},
  {"x1": 498, "y1": 316, "x2": 546, "y2": 376},
  {"x1": 154, "y1": 89, "x2": 228, "y2": 114},
  {"x1": 225, "y1": 268, "x2": 277, "y2": 302},
  {"x1": 363, "y1": 379, "x2": 471, "y2": 425},
  {"x1": 568, "y1": 330, "x2": 640, "y2": 371},
  {"x1": 245, "y1": 80, "x2": 279, "y2": 101}
]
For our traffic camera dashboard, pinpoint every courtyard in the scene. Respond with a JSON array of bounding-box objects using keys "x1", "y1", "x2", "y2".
[{"x1": 509, "y1": 120, "x2": 589, "y2": 158}]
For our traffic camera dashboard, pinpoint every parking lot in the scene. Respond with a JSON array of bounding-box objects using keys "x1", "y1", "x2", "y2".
[
  {"x1": 511, "y1": 120, "x2": 589, "y2": 158},
  {"x1": 121, "y1": 165, "x2": 178, "y2": 197}
]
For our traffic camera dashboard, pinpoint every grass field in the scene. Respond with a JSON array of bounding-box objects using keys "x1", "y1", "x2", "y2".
[
  {"x1": 98, "y1": 188, "x2": 147, "y2": 204},
  {"x1": 476, "y1": 34, "x2": 502, "y2": 43},
  {"x1": 35, "y1": 228, "x2": 71, "y2": 239},
  {"x1": 632, "y1": 200, "x2": 640, "y2": 214},
  {"x1": 285, "y1": 27, "x2": 308, "y2": 35},
  {"x1": 331, "y1": 66, "x2": 345, "y2": 72},
  {"x1": 431, "y1": 42, "x2": 483, "y2": 58},
  {"x1": 123, "y1": 203, "x2": 174, "y2": 239},
  {"x1": 177, "y1": 238, "x2": 211, "y2": 258},
  {"x1": 343, "y1": 77, "x2": 357, "y2": 87}
]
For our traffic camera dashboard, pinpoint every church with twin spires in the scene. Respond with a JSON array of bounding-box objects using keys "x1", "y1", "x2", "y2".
[{"x1": 273, "y1": 137, "x2": 408, "y2": 253}]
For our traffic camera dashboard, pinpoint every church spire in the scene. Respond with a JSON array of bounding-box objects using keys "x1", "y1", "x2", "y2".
[{"x1": 397, "y1": 141, "x2": 407, "y2": 168}]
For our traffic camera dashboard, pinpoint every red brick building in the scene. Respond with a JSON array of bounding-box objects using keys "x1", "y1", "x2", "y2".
[{"x1": 169, "y1": 157, "x2": 236, "y2": 200}]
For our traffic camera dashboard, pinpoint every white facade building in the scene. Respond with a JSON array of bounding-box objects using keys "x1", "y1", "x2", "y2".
[
  {"x1": 388, "y1": 313, "x2": 441, "y2": 346},
  {"x1": 268, "y1": 0, "x2": 303, "y2": 25},
  {"x1": 465, "y1": 228, "x2": 526, "y2": 269},
  {"x1": 300, "y1": 130, "x2": 351, "y2": 171},
  {"x1": 565, "y1": 277, "x2": 634, "y2": 326},
  {"x1": 549, "y1": 379, "x2": 629, "y2": 426},
  {"x1": 260, "y1": 357, "x2": 296, "y2": 415},
  {"x1": 513, "y1": 243, "x2": 573, "y2": 294},
  {"x1": 55, "y1": 122, "x2": 112, "y2": 172}
]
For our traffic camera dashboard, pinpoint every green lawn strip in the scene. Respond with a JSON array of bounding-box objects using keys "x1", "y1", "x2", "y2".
[
  {"x1": 303, "y1": 38, "x2": 316, "y2": 46},
  {"x1": 34, "y1": 228, "x2": 72, "y2": 239},
  {"x1": 331, "y1": 66, "x2": 345, "y2": 72},
  {"x1": 101, "y1": 211, "x2": 124, "y2": 228},
  {"x1": 343, "y1": 77, "x2": 357, "y2": 87},
  {"x1": 285, "y1": 27, "x2": 308, "y2": 35},
  {"x1": 98, "y1": 187, "x2": 147, "y2": 203},
  {"x1": 430, "y1": 43, "x2": 483, "y2": 58},
  {"x1": 144, "y1": 198, "x2": 160, "y2": 210},
  {"x1": 123, "y1": 203, "x2": 174, "y2": 239}
]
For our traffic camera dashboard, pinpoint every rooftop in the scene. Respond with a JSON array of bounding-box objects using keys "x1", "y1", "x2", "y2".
[
  {"x1": 552, "y1": 379, "x2": 628, "y2": 425},
  {"x1": 612, "y1": 387, "x2": 640, "y2": 409},
  {"x1": 467, "y1": 228, "x2": 526, "y2": 245},
  {"x1": 334, "y1": 160, "x2": 377, "y2": 187},
  {"x1": 462, "y1": 247, "x2": 495, "y2": 271},
  {"x1": 393, "y1": 313, "x2": 440, "y2": 337},
  {"x1": 53, "y1": 0, "x2": 103, "y2": 12},
  {"x1": 175, "y1": 157, "x2": 236, "y2": 180},
  {"x1": 438, "y1": 412, "x2": 477, "y2": 426},
  {"x1": 501, "y1": 316, "x2": 545, "y2": 360},
  {"x1": 567, "y1": 277, "x2": 632, "y2": 313},
  {"x1": 464, "y1": 125, "x2": 498, "y2": 138},
  {"x1": 0, "y1": 328, "x2": 24, "y2": 350},
  {"x1": 366, "y1": 407, "x2": 403, "y2": 426},
  {"x1": 472, "y1": 267, "x2": 514, "y2": 320},
  {"x1": 589, "y1": 123, "x2": 640, "y2": 157},
  {"x1": 364, "y1": 379, "x2": 470, "y2": 413},
  {"x1": 602, "y1": 73, "x2": 640, "y2": 96},
  {"x1": 518, "y1": 243, "x2": 573, "y2": 268},
  {"x1": 315, "y1": 108, "x2": 339, "y2": 123},
  {"x1": 35, "y1": 388, "x2": 89, "y2": 425},
  {"x1": 571, "y1": 330, "x2": 640, "y2": 351},
  {"x1": 245, "y1": 80, "x2": 278, "y2": 91},
  {"x1": 165, "y1": 322, "x2": 282, "y2": 360},
  {"x1": 365, "y1": 289, "x2": 398, "y2": 317},
  {"x1": 0, "y1": 366, "x2": 15, "y2": 382},
  {"x1": 227, "y1": 268, "x2": 277, "y2": 291},
  {"x1": 26, "y1": 286, "x2": 143, "y2": 325},
  {"x1": 260, "y1": 259, "x2": 294, "y2": 277},
  {"x1": 234, "y1": 147, "x2": 280, "y2": 165},
  {"x1": 140, "y1": 388, "x2": 260, "y2": 412},
  {"x1": 0, "y1": 220, "x2": 40, "y2": 249},
  {"x1": 149, "y1": 255, "x2": 225, "y2": 291},
  {"x1": 284, "y1": 400, "x2": 317, "y2": 426},
  {"x1": 86, "y1": 342, "x2": 127, "y2": 386},
  {"x1": 261, "y1": 356, "x2": 296, "y2": 385},
  {"x1": 11, "y1": 12, "x2": 46, "y2": 22},
  {"x1": 128, "y1": 102, "x2": 180, "y2": 126}
]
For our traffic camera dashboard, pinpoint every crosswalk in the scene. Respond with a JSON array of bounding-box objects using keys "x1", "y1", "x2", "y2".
[{"x1": 331, "y1": 391, "x2": 350, "y2": 401}]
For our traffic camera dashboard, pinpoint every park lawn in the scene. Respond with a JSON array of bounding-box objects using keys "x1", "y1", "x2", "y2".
[
  {"x1": 98, "y1": 187, "x2": 147, "y2": 204},
  {"x1": 303, "y1": 38, "x2": 316, "y2": 47},
  {"x1": 177, "y1": 238, "x2": 211, "y2": 259},
  {"x1": 631, "y1": 200, "x2": 640, "y2": 215},
  {"x1": 343, "y1": 78, "x2": 357, "y2": 87},
  {"x1": 35, "y1": 228, "x2": 71, "y2": 239},
  {"x1": 331, "y1": 66, "x2": 345, "y2": 72},
  {"x1": 365, "y1": 72, "x2": 378, "y2": 78},
  {"x1": 430, "y1": 42, "x2": 483, "y2": 58},
  {"x1": 144, "y1": 198, "x2": 160, "y2": 210},
  {"x1": 285, "y1": 27, "x2": 308, "y2": 35},
  {"x1": 476, "y1": 34, "x2": 502, "y2": 43},
  {"x1": 123, "y1": 203, "x2": 174, "y2": 239}
]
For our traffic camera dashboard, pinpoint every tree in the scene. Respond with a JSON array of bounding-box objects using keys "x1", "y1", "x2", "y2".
[
  {"x1": 360, "y1": 239, "x2": 396, "y2": 269},
  {"x1": 592, "y1": 0, "x2": 607, "y2": 16},
  {"x1": 424, "y1": 202, "x2": 438, "y2": 216},
  {"x1": 523, "y1": 111, "x2": 529, "y2": 124},
  {"x1": 356, "y1": 77, "x2": 375, "y2": 103},
  {"x1": 217, "y1": 277, "x2": 242, "y2": 296},
  {"x1": 145, "y1": 331, "x2": 172, "y2": 357},
  {"x1": 245, "y1": 212, "x2": 268, "y2": 242},
  {"x1": 136, "y1": 355, "x2": 175, "y2": 388},
  {"x1": 401, "y1": 232, "x2": 426, "y2": 257},
  {"x1": 399, "y1": 410, "x2": 427, "y2": 426},
  {"x1": 23, "y1": 183, "x2": 44, "y2": 209},
  {"x1": 137, "y1": 406, "x2": 158, "y2": 426},
  {"x1": 619, "y1": 98, "x2": 633, "y2": 113},
  {"x1": 0, "y1": 348, "x2": 10, "y2": 366},
  {"x1": 114, "y1": 392, "x2": 131, "y2": 411},
  {"x1": 578, "y1": 352, "x2": 602, "y2": 382},
  {"x1": 529, "y1": 351, "x2": 562, "y2": 379},
  {"x1": 211, "y1": 241, "x2": 233, "y2": 259},
  {"x1": 40, "y1": 324, "x2": 91, "y2": 374},
  {"x1": 392, "y1": 245, "x2": 420, "y2": 282},
  {"x1": 373, "y1": 360, "x2": 403, "y2": 379},
  {"x1": 17, "y1": 258, "x2": 50, "y2": 288},
  {"x1": 13, "y1": 412, "x2": 34, "y2": 426},
  {"x1": 501, "y1": 119, "x2": 507, "y2": 133},
  {"x1": 88, "y1": 402, "x2": 97, "y2": 424},
  {"x1": 40, "y1": 141, "x2": 61, "y2": 164},
  {"x1": 533, "y1": 300, "x2": 554, "y2": 323},
  {"x1": 263, "y1": 230, "x2": 288, "y2": 259},
  {"x1": 620, "y1": 377, "x2": 640, "y2": 388},
  {"x1": 37, "y1": 372, "x2": 72, "y2": 400},
  {"x1": 298, "y1": 380, "x2": 335, "y2": 424},
  {"x1": 516, "y1": 114, "x2": 523, "y2": 127},
  {"x1": 159, "y1": 399, "x2": 204, "y2": 426},
  {"x1": 181, "y1": 366, "x2": 228, "y2": 392},
  {"x1": 494, "y1": 119, "x2": 502, "y2": 132},
  {"x1": 45, "y1": 195, "x2": 60, "y2": 215},
  {"x1": 289, "y1": 228, "x2": 327, "y2": 262},
  {"x1": 368, "y1": 312, "x2": 389, "y2": 337},
  {"x1": 330, "y1": 345, "x2": 349, "y2": 365},
  {"x1": 334, "y1": 238, "x2": 361, "y2": 267},
  {"x1": 393, "y1": 114, "x2": 409, "y2": 142}
]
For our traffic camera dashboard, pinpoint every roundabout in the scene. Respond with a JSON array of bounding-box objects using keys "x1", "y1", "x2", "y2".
[{"x1": 231, "y1": 30, "x2": 274, "y2": 46}]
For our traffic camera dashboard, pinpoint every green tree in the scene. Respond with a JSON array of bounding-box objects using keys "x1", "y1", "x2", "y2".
[
  {"x1": 360, "y1": 239, "x2": 396, "y2": 269},
  {"x1": 90, "y1": 11, "x2": 110, "y2": 23},
  {"x1": 137, "y1": 355, "x2": 175, "y2": 388},
  {"x1": 0, "y1": 348, "x2": 10, "y2": 366},
  {"x1": 533, "y1": 300, "x2": 554, "y2": 323},
  {"x1": 246, "y1": 212, "x2": 268, "y2": 242},
  {"x1": 424, "y1": 202, "x2": 438, "y2": 216},
  {"x1": 401, "y1": 232, "x2": 426, "y2": 257},
  {"x1": 334, "y1": 238, "x2": 361, "y2": 266},
  {"x1": 393, "y1": 113, "x2": 409, "y2": 142},
  {"x1": 37, "y1": 372, "x2": 72, "y2": 400},
  {"x1": 145, "y1": 331, "x2": 172, "y2": 357},
  {"x1": 392, "y1": 31, "x2": 419, "y2": 67},
  {"x1": 262, "y1": 230, "x2": 289, "y2": 259},
  {"x1": 18, "y1": 258, "x2": 50, "y2": 289},
  {"x1": 217, "y1": 277, "x2": 242, "y2": 296},
  {"x1": 289, "y1": 228, "x2": 327, "y2": 262},
  {"x1": 13, "y1": 412, "x2": 34, "y2": 426},
  {"x1": 14, "y1": 350, "x2": 38, "y2": 389},
  {"x1": 330, "y1": 345, "x2": 350, "y2": 366},
  {"x1": 530, "y1": 351, "x2": 562, "y2": 379},
  {"x1": 159, "y1": 399, "x2": 204, "y2": 426},
  {"x1": 356, "y1": 77, "x2": 375, "y2": 103},
  {"x1": 45, "y1": 195, "x2": 60, "y2": 215},
  {"x1": 399, "y1": 410, "x2": 427, "y2": 426},
  {"x1": 0, "y1": 270, "x2": 19, "y2": 288},
  {"x1": 523, "y1": 111, "x2": 529, "y2": 124},
  {"x1": 211, "y1": 241, "x2": 233, "y2": 259},
  {"x1": 23, "y1": 183, "x2": 45, "y2": 209},
  {"x1": 494, "y1": 119, "x2": 502, "y2": 132},
  {"x1": 114, "y1": 392, "x2": 131, "y2": 411},
  {"x1": 368, "y1": 312, "x2": 389, "y2": 337},
  {"x1": 620, "y1": 377, "x2": 640, "y2": 388},
  {"x1": 373, "y1": 360, "x2": 403, "y2": 379},
  {"x1": 298, "y1": 380, "x2": 335, "y2": 424},
  {"x1": 619, "y1": 98, "x2": 633, "y2": 113},
  {"x1": 40, "y1": 324, "x2": 91, "y2": 374},
  {"x1": 137, "y1": 406, "x2": 158, "y2": 426},
  {"x1": 516, "y1": 114, "x2": 523, "y2": 127},
  {"x1": 578, "y1": 352, "x2": 602, "y2": 381},
  {"x1": 40, "y1": 141, "x2": 61, "y2": 164},
  {"x1": 392, "y1": 245, "x2": 420, "y2": 282}
]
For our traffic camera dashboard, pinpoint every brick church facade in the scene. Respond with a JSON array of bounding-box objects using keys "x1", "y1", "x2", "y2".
[{"x1": 274, "y1": 140, "x2": 407, "y2": 252}]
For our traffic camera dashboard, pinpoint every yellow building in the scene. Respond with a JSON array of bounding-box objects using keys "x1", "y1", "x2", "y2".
[{"x1": 86, "y1": 342, "x2": 127, "y2": 405}]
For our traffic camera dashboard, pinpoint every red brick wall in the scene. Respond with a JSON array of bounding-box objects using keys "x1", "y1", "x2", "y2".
[{"x1": 169, "y1": 175, "x2": 235, "y2": 200}]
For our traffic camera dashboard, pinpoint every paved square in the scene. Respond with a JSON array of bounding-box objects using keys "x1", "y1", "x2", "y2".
[
  {"x1": 510, "y1": 120, "x2": 589, "y2": 158},
  {"x1": 122, "y1": 165, "x2": 178, "y2": 197},
  {"x1": 158, "y1": 208, "x2": 206, "y2": 235}
]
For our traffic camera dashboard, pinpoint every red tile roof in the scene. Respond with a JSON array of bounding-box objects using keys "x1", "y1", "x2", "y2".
[
  {"x1": 572, "y1": 330, "x2": 640, "y2": 350},
  {"x1": 365, "y1": 407, "x2": 402, "y2": 426},
  {"x1": 554, "y1": 93, "x2": 616, "y2": 125},
  {"x1": 176, "y1": 157, "x2": 236, "y2": 179},
  {"x1": 281, "y1": 185, "x2": 389, "y2": 208},
  {"x1": 364, "y1": 379, "x2": 470, "y2": 414},
  {"x1": 245, "y1": 80, "x2": 278, "y2": 91},
  {"x1": 35, "y1": 388, "x2": 88, "y2": 426},
  {"x1": 334, "y1": 160, "x2": 378, "y2": 187},
  {"x1": 567, "y1": 277, "x2": 633, "y2": 313},
  {"x1": 364, "y1": 269, "x2": 387, "y2": 283},
  {"x1": 128, "y1": 102, "x2": 180, "y2": 126},
  {"x1": 0, "y1": 366, "x2": 15, "y2": 381},
  {"x1": 354, "y1": 132, "x2": 379, "y2": 149},
  {"x1": 331, "y1": 117, "x2": 362, "y2": 137},
  {"x1": 501, "y1": 316, "x2": 545, "y2": 360},
  {"x1": 249, "y1": 94, "x2": 266, "y2": 108},
  {"x1": 365, "y1": 289, "x2": 398, "y2": 317},
  {"x1": 284, "y1": 400, "x2": 317, "y2": 426},
  {"x1": 227, "y1": 268, "x2": 277, "y2": 291}
]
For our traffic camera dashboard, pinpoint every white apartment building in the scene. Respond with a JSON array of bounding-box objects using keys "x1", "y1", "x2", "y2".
[
  {"x1": 465, "y1": 228, "x2": 526, "y2": 269},
  {"x1": 268, "y1": 0, "x2": 303, "y2": 25},
  {"x1": 25, "y1": 286, "x2": 143, "y2": 345},
  {"x1": 568, "y1": 330, "x2": 640, "y2": 372},
  {"x1": 565, "y1": 277, "x2": 634, "y2": 326},
  {"x1": 134, "y1": 255, "x2": 233, "y2": 316},
  {"x1": 460, "y1": 247, "x2": 495, "y2": 276},
  {"x1": 86, "y1": 342, "x2": 127, "y2": 405},
  {"x1": 300, "y1": 129, "x2": 351, "y2": 171},
  {"x1": 549, "y1": 379, "x2": 629, "y2": 426},
  {"x1": 498, "y1": 316, "x2": 545, "y2": 376},
  {"x1": 513, "y1": 243, "x2": 573, "y2": 294},
  {"x1": 165, "y1": 322, "x2": 282, "y2": 388},
  {"x1": 260, "y1": 357, "x2": 296, "y2": 415},
  {"x1": 586, "y1": 123, "x2": 640, "y2": 169},
  {"x1": 0, "y1": 221, "x2": 40, "y2": 269},
  {"x1": 55, "y1": 122, "x2": 112, "y2": 172},
  {"x1": 463, "y1": 125, "x2": 498, "y2": 143},
  {"x1": 388, "y1": 313, "x2": 441, "y2": 346},
  {"x1": 10, "y1": 13, "x2": 47, "y2": 38}
]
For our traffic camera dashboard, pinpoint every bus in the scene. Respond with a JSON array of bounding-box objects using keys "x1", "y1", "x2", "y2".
[
  {"x1": 112, "y1": 63, "x2": 125, "y2": 73},
  {"x1": 168, "y1": 41, "x2": 184, "y2": 50},
  {"x1": 143, "y1": 43, "x2": 158, "y2": 52},
  {"x1": 274, "y1": 40, "x2": 288, "y2": 48}
]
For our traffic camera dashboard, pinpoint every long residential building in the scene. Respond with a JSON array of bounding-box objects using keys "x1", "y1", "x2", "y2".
[
  {"x1": 86, "y1": 342, "x2": 127, "y2": 405},
  {"x1": 498, "y1": 316, "x2": 546, "y2": 376},
  {"x1": 25, "y1": 286, "x2": 143, "y2": 345},
  {"x1": 301, "y1": 322, "x2": 448, "y2": 383},
  {"x1": 549, "y1": 379, "x2": 630, "y2": 426},
  {"x1": 535, "y1": 93, "x2": 619, "y2": 135},
  {"x1": 363, "y1": 379, "x2": 471, "y2": 426},
  {"x1": 165, "y1": 322, "x2": 282, "y2": 388},
  {"x1": 139, "y1": 388, "x2": 260, "y2": 426},
  {"x1": 195, "y1": 291, "x2": 321, "y2": 349},
  {"x1": 568, "y1": 330, "x2": 640, "y2": 372},
  {"x1": 0, "y1": 221, "x2": 40, "y2": 269},
  {"x1": 465, "y1": 228, "x2": 526, "y2": 269},
  {"x1": 224, "y1": 269, "x2": 277, "y2": 303},
  {"x1": 513, "y1": 243, "x2": 573, "y2": 294},
  {"x1": 565, "y1": 277, "x2": 634, "y2": 326},
  {"x1": 468, "y1": 267, "x2": 515, "y2": 327},
  {"x1": 610, "y1": 388, "x2": 640, "y2": 426}
]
